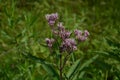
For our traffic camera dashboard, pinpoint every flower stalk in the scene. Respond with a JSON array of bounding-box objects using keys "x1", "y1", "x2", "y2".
[{"x1": 60, "y1": 54, "x2": 62, "y2": 80}]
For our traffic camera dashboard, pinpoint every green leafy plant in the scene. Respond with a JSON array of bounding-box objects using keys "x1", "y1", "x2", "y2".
[{"x1": 44, "y1": 13, "x2": 90, "y2": 80}]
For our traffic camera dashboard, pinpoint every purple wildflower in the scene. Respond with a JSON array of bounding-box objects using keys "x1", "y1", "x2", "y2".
[
  {"x1": 59, "y1": 30, "x2": 71, "y2": 40},
  {"x1": 57, "y1": 22, "x2": 71, "y2": 40},
  {"x1": 74, "y1": 29, "x2": 82, "y2": 36},
  {"x1": 45, "y1": 13, "x2": 90, "y2": 54},
  {"x1": 76, "y1": 35, "x2": 87, "y2": 41},
  {"x1": 84, "y1": 30, "x2": 90, "y2": 37},
  {"x1": 45, "y1": 13, "x2": 58, "y2": 26},
  {"x1": 60, "y1": 38, "x2": 77, "y2": 53},
  {"x1": 57, "y1": 22, "x2": 65, "y2": 31},
  {"x1": 45, "y1": 38, "x2": 55, "y2": 47},
  {"x1": 74, "y1": 29, "x2": 89, "y2": 42}
]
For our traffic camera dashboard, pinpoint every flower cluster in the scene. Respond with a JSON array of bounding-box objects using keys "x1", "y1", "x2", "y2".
[
  {"x1": 45, "y1": 13, "x2": 58, "y2": 26},
  {"x1": 56, "y1": 22, "x2": 71, "y2": 40},
  {"x1": 74, "y1": 29, "x2": 90, "y2": 42},
  {"x1": 60, "y1": 39, "x2": 77, "y2": 53},
  {"x1": 45, "y1": 13, "x2": 90, "y2": 53}
]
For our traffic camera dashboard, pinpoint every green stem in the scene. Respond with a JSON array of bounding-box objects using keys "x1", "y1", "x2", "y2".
[{"x1": 60, "y1": 54, "x2": 62, "y2": 80}]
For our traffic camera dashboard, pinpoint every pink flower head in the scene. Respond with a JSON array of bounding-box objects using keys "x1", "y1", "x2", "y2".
[
  {"x1": 64, "y1": 39, "x2": 76, "y2": 47},
  {"x1": 45, "y1": 38, "x2": 55, "y2": 47},
  {"x1": 84, "y1": 30, "x2": 90, "y2": 37},
  {"x1": 45, "y1": 13, "x2": 58, "y2": 26},
  {"x1": 60, "y1": 38, "x2": 77, "y2": 53},
  {"x1": 74, "y1": 29, "x2": 82, "y2": 36},
  {"x1": 77, "y1": 36, "x2": 87, "y2": 42},
  {"x1": 59, "y1": 30, "x2": 71, "y2": 40},
  {"x1": 57, "y1": 22, "x2": 65, "y2": 31},
  {"x1": 74, "y1": 29, "x2": 89, "y2": 42},
  {"x1": 57, "y1": 22, "x2": 71, "y2": 40}
]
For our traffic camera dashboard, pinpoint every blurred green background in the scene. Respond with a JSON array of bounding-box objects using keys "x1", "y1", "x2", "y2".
[{"x1": 0, "y1": 0, "x2": 120, "y2": 80}]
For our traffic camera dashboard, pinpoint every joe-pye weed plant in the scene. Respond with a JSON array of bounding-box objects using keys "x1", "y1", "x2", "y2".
[{"x1": 45, "y1": 13, "x2": 90, "y2": 80}]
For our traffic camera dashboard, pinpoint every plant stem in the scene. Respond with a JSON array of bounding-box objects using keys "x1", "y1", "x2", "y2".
[
  {"x1": 62, "y1": 54, "x2": 69, "y2": 69},
  {"x1": 60, "y1": 54, "x2": 62, "y2": 80},
  {"x1": 60, "y1": 54, "x2": 70, "y2": 80}
]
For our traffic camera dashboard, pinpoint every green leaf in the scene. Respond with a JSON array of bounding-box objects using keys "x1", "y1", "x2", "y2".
[
  {"x1": 79, "y1": 55, "x2": 99, "y2": 71},
  {"x1": 66, "y1": 59, "x2": 81, "y2": 80},
  {"x1": 94, "y1": 50, "x2": 120, "y2": 63},
  {"x1": 21, "y1": 52, "x2": 59, "y2": 79},
  {"x1": 78, "y1": 55, "x2": 99, "y2": 78},
  {"x1": 42, "y1": 63, "x2": 59, "y2": 78}
]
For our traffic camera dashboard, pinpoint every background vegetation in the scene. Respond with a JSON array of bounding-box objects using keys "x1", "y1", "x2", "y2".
[{"x1": 0, "y1": 0, "x2": 120, "y2": 80}]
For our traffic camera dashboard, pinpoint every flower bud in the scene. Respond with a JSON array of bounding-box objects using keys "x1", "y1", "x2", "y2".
[
  {"x1": 57, "y1": 22, "x2": 65, "y2": 31},
  {"x1": 45, "y1": 38, "x2": 55, "y2": 47},
  {"x1": 45, "y1": 13, "x2": 58, "y2": 26},
  {"x1": 74, "y1": 29, "x2": 82, "y2": 36},
  {"x1": 60, "y1": 38, "x2": 77, "y2": 53},
  {"x1": 84, "y1": 30, "x2": 90, "y2": 37}
]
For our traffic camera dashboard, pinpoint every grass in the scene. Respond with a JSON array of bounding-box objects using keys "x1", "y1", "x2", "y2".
[{"x1": 0, "y1": 0, "x2": 120, "y2": 80}]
